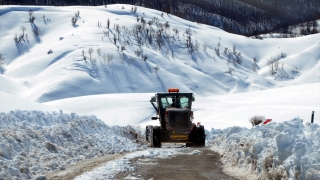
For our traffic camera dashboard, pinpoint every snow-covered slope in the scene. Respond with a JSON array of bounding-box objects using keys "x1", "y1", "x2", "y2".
[
  {"x1": 0, "y1": 4, "x2": 318, "y2": 129},
  {"x1": 0, "y1": 4, "x2": 319, "y2": 180},
  {"x1": 0, "y1": 5, "x2": 319, "y2": 103}
]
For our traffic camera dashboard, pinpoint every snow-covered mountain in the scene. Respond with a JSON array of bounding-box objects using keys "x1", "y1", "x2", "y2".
[
  {"x1": 1, "y1": 5, "x2": 319, "y2": 101},
  {"x1": 0, "y1": 4, "x2": 319, "y2": 180},
  {"x1": 1, "y1": 4, "x2": 319, "y2": 127}
]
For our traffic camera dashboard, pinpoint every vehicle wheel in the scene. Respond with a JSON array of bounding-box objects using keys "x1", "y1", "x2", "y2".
[
  {"x1": 146, "y1": 125, "x2": 152, "y2": 142},
  {"x1": 186, "y1": 143, "x2": 193, "y2": 147},
  {"x1": 151, "y1": 126, "x2": 161, "y2": 148},
  {"x1": 193, "y1": 125, "x2": 205, "y2": 147}
]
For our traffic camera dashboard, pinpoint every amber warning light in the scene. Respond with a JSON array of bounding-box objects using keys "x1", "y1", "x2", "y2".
[{"x1": 168, "y1": 88, "x2": 179, "y2": 93}]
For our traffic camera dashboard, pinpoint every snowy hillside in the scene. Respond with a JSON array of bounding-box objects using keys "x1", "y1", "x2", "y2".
[
  {"x1": 0, "y1": 5, "x2": 319, "y2": 103},
  {"x1": 1, "y1": 4, "x2": 319, "y2": 127},
  {"x1": 0, "y1": 4, "x2": 319, "y2": 180}
]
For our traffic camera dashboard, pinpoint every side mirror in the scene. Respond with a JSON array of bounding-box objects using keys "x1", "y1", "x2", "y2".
[
  {"x1": 192, "y1": 95, "x2": 195, "y2": 102},
  {"x1": 151, "y1": 117, "x2": 159, "y2": 120},
  {"x1": 150, "y1": 96, "x2": 157, "y2": 102}
]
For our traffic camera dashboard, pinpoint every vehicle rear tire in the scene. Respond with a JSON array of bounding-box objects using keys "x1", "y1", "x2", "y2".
[
  {"x1": 151, "y1": 126, "x2": 161, "y2": 148},
  {"x1": 193, "y1": 125, "x2": 205, "y2": 147},
  {"x1": 146, "y1": 125, "x2": 152, "y2": 142}
]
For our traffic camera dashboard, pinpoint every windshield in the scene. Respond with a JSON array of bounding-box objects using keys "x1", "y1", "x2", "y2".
[
  {"x1": 179, "y1": 96, "x2": 190, "y2": 108},
  {"x1": 160, "y1": 96, "x2": 190, "y2": 108},
  {"x1": 160, "y1": 96, "x2": 173, "y2": 108}
]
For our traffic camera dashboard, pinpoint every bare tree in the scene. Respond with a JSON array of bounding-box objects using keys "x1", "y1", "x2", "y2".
[
  {"x1": 113, "y1": 34, "x2": 117, "y2": 44},
  {"x1": 232, "y1": 45, "x2": 237, "y2": 55},
  {"x1": 30, "y1": 16, "x2": 36, "y2": 24},
  {"x1": 249, "y1": 115, "x2": 265, "y2": 126},
  {"x1": 88, "y1": 48, "x2": 93, "y2": 61},
  {"x1": 14, "y1": 33, "x2": 19, "y2": 43},
  {"x1": 252, "y1": 63, "x2": 257, "y2": 72},
  {"x1": 135, "y1": 49, "x2": 141, "y2": 57},
  {"x1": 268, "y1": 58, "x2": 276, "y2": 75},
  {"x1": 0, "y1": 53, "x2": 5, "y2": 63},
  {"x1": 96, "y1": 48, "x2": 101, "y2": 60},
  {"x1": 173, "y1": 27, "x2": 179, "y2": 35},
  {"x1": 148, "y1": 20, "x2": 153, "y2": 26},
  {"x1": 202, "y1": 43, "x2": 208, "y2": 51},
  {"x1": 154, "y1": 65, "x2": 159, "y2": 73},
  {"x1": 142, "y1": 55, "x2": 148, "y2": 61},
  {"x1": 274, "y1": 60, "x2": 279, "y2": 72},
  {"x1": 215, "y1": 47, "x2": 220, "y2": 56},
  {"x1": 224, "y1": 47, "x2": 228, "y2": 54},
  {"x1": 21, "y1": 26, "x2": 27, "y2": 35},
  {"x1": 71, "y1": 16, "x2": 78, "y2": 26},
  {"x1": 141, "y1": 17, "x2": 146, "y2": 25},
  {"x1": 81, "y1": 49, "x2": 86, "y2": 61},
  {"x1": 33, "y1": 27, "x2": 40, "y2": 36},
  {"x1": 235, "y1": 52, "x2": 242, "y2": 65},
  {"x1": 107, "y1": 53, "x2": 114, "y2": 64},
  {"x1": 164, "y1": 21, "x2": 170, "y2": 29},
  {"x1": 115, "y1": 24, "x2": 120, "y2": 33},
  {"x1": 194, "y1": 40, "x2": 199, "y2": 51},
  {"x1": 28, "y1": 9, "x2": 34, "y2": 23},
  {"x1": 133, "y1": 6, "x2": 137, "y2": 13},
  {"x1": 280, "y1": 52, "x2": 286, "y2": 58},
  {"x1": 121, "y1": 46, "x2": 126, "y2": 52},
  {"x1": 102, "y1": 53, "x2": 107, "y2": 64},
  {"x1": 0, "y1": 53, "x2": 5, "y2": 74},
  {"x1": 253, "y1": 57, "x2": 258, "y2": 64}
]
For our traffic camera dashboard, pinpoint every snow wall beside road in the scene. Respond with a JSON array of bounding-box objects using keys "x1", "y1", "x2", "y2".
[
  {"x1": 0, "y1": 110, "x2": 145, "y2": 179},
  {"x1": 208, "y1": 118, "x2": 320, "y2": 180}
]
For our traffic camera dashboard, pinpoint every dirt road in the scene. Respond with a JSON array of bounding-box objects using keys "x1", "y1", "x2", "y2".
[
  {"x1": 115, "y1": 146, "x2": 239, "y2": 180},
  {"x1": 46, "y1": 145, "x2": 240, "y2": 180},
  {"x1": 46, "y1": 153, "x2": 125, "y2": 180}
]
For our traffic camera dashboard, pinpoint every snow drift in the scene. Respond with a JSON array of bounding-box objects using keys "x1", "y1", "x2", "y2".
[
  {"x1": 0, "y1": 110, "x2": 144, "y2": 179},
  {"x1": 208, "y1": 118, "x2": 320, "y2": 180}
]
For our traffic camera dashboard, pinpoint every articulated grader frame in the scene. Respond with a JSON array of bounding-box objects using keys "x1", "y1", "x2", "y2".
[{"x1": 146, "y1": 88, "x2": 205, "y2": 148}]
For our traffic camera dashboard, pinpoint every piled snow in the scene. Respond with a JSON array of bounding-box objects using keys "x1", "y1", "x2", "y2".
[
  {"x1": 0, "y1": 4, "x2": 319, "y2": 180},
  {"x1": 207, "y1": 118, "x2": 320, "y2": 180},
  {"x1": 76, "y1": 148, "x2": 186, "y2": 180},
  {"x1": 0, "y1": 110, "x2": 145, "y2": 179}
]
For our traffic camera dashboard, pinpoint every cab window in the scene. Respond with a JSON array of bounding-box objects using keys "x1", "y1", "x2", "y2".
[
  {"x1": 179, "y1": 96, "x2": 190, "y2": 108},
  {"x1": 160, "y1": 97, "x2": 173, "y2": 108}
]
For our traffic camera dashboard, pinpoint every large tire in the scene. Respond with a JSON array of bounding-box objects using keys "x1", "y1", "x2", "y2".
[
  {"x1": 146, "y1": 125, "x2": 153, "y2": 142},
  {"x1": 193, "y1": 125, "x2": 205, "y2": 147},
  {"x1": 151, "y1": 126, "x2": 161, "y2": 148}
]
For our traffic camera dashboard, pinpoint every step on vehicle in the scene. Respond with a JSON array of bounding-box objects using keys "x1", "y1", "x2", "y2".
[{"x1": 146, "y1": 88, "x2": 205, "y2": 147}]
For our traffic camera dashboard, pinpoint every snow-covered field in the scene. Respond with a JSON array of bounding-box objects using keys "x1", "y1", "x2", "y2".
[{"x1": 0, "y1": 4, "x2": 319, "y2": 180}]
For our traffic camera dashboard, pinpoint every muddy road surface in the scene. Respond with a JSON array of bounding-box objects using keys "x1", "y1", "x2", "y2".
[
  {"x1": 115, "y1": 146, "x2": 239, "y2": 180},
  {"x1": 46, "y1": 145, "x2": 240, "y2": 180}
]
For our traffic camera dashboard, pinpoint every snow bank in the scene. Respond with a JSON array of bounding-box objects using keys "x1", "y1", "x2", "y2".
[
  {"x1": 0, "y1": 110, "x2": 145, "y2": 179},
  {"x1": 207, "y1": 118, "x2": 320, "y2": 180},
  {"x1": 76, "y1": 148, "x2": 187, "y2": 180}
]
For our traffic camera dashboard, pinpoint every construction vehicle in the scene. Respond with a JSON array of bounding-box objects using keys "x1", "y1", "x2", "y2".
[{"x1": 146, "y1": 88, "x2": 205, "y2": 147}]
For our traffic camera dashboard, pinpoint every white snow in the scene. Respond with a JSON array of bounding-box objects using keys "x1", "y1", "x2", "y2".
[
  {"x1": 0, "y1": 4, "x2": 319, "y2": 180},
  {"x1": 75, "y1": 148, "x2": 186, "y2": 180},
  {"x1": 208, "y1": 118, "x2": 320, "y2": 180},
  {"x1": 0, "y1": 110, "x2": 145, "y2": 179}
]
